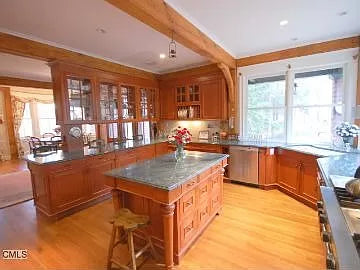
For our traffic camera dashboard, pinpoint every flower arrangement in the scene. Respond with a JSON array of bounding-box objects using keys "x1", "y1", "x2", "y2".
[
  {"x1": 167, "y1": 126, "x2": 192, "y2": 146},
  {"x1": 168, "y1": 126, "x2": 192, "y2": 161},
  {"x1": 335, "y1": 122, "x2": 359, "y2": 138}
]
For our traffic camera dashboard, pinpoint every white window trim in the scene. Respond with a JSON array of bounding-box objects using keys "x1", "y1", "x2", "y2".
[{"x1": 238, "y1": 49, "x2": 358, "y2": 143}]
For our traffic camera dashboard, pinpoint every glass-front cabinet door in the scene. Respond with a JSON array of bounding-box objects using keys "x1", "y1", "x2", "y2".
[
  {"x1": 140, "y1": 88, "x2": 157, "y2": 120},
  {"x1": 99, "y1": 82, "x2": 118, "y2": 121},
  {"x1": 176, "y1": 86, "x2": 186, "y2": 103},
  {"x1": 67, "y1": 77, "x2": 94, "y2": 121},
  {"x1": 119, "y1": 85, "x2": 136, "y2": 120},
  {"x1": 189, "y1": 84, "x2": 200, "y2": 102}
]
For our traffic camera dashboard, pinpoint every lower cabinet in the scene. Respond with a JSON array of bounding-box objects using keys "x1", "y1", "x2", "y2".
[
  {"x1": 28, "y1": 143, "x2": 164, "y2": 218},
  {"x1": 277, "y1": 149, "x2": 319, "y2": 208},
  {"x1": 177, "y1": 162, "x2": 224, "y2": 251}
]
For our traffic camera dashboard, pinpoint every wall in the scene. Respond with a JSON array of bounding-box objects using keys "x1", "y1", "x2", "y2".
[
  {"x1": 0, "y1": 88, "x2": 11, "y2": 160},
  {"x1": 158, "y1": 120, "x2": 228, "y2": 140}
]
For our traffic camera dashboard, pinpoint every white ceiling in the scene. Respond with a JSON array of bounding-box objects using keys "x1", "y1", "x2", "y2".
[
  {"x1": 166, "y1": 0, "x2": 360, "y2": 57},
  {"x1": 0, "y1": 0, "x2": 208, "y2": 74},
  {"x1": 0, "y1": 53, "x2": 51, "y2": 82}
]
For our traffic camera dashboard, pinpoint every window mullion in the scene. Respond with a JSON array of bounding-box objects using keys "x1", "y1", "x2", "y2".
[{"x1": 285, "y1": 69, "x2": 294, "y2": 143}]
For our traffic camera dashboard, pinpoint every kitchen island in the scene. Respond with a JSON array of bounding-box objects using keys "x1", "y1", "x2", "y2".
[{"x1": 105, "y1": 151, "x2": 228, "y2": 269}]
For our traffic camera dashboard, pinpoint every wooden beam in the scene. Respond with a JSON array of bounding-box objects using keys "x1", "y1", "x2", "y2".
[
  {"x1": 105, "y1": 0, "x2": 235, "y2": 68},
  {"x1": 157, "y1": 64, "x2": 220, "y2": 81},
  {"x1": 237, "y1": 36, "x2": 360, "y2": 67},
  {"x1": 0, "y1": 87, "x2": 18, "y2": 159},
  {"x1": 0, "y1": 32, "x2": 157, "y2": 81},
  {"x1": 217, "y1": 63, "x2": 236, "y2": 119},
  {"x1": 0, "y1": 76, "x2": 52, "y2": 89}
]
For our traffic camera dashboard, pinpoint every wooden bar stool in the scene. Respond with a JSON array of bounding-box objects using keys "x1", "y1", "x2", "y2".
[{"x1": 107, "y1": 208, "x2": 158, "y2": 270}]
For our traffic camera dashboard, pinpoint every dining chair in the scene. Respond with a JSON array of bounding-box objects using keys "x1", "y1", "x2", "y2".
[
  {"x1": 42, "y1": 132, "x2": 55, "y2": 138},
  {"x1": 33, "y1": 145, "x2": 57, "y2": 156},
  {"x1": 29, "y1": 137, "x2": 42, "y2": 153}
]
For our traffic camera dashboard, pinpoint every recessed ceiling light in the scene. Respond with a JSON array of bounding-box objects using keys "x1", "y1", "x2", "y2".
[
  {"x1": 291, "y1": 37, "x2": 298, "y2": 41},
  {"x1": 159, "y1": 53, "x2": 166, "y2": 59},
  {"x1": 96, "y1": 28, "x2": 107, "y2": 34},
  {"x1": 279, "y1": 20, "x2": 289, "y2": 26},
  {"x1": 338, "y1": 11, "x2": 348, "y2": 16}
]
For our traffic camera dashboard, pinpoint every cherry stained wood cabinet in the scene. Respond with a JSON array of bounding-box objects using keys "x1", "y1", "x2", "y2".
[
  {"x1": 200, "y1": 78, "x2": 227, "y2": 120},
  {"x1": 276, "y1": 149, "x2": 319, "y2": 208},
  {"x1": 155, "y1": 142, "x2": 171, "y2": 156},
  {"x1": 159, "y1": 86, "x2": 176, "y2": 120}
]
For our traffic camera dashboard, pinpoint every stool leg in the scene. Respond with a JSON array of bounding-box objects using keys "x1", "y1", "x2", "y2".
[
  {"x1": 127, "y1": 231, "x2": 137, "y2": 270},
  {"x1": 107, "y1": 225, "x2": 117, "y2": 270},
  {"x1": 146, "y1": 235, "x2": 159, "y2": 262}
]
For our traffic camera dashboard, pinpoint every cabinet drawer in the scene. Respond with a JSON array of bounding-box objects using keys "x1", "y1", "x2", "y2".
[
  {"x1": 199, "y1": 168, "x2": 212, "y2": 182},
  {"x1": 198, "y1": 201, "x2": 210, "y2": 228},
  {"x1": 47, "y1": 160, "x2": 85, "y2": 173},
  {"x1": 180, "y1": 190, "x2": 197, "y2": 217},
  {"x1": 198, "y1": 180, "x2": 210, "y2": 203},
  {"x1": 182, "y1": 177, "x2": 198, "y2": 193},
  {"x1": 212, "y1": 162, "x2": 223, "y2": 173},
  {"x1": 86, "y1": 153, "x2": 115, "y2": 165},
  {"x1": 210, "y1": 192, "x2": 221, "y2": 213},
  {"x1": 180, "y1": 212, "x2": 198, "y2": 248},
  {"x1": 211, "y1": 173, "x2": 222, "y2": 191}
]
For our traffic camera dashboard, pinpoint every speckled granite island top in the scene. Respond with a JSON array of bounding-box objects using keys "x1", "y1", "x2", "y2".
[{"x1": 105, "y1": 151, "x2": 229, "y2": 191}]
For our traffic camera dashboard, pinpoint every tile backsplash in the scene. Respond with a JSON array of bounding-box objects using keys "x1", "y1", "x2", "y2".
[{"x1": 158, "y1": 120, "x2": 228, "y2": 139}]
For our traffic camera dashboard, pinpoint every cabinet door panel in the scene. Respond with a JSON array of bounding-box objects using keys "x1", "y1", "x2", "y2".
[
  {"x1": 136, "y1": 145, "x2": 156, "y2": 161},
  {"x1": 116, "y1": 150, "x2": 137, "y2": 168},
  {"x1": 299, "y1": 161, "x2": 319, "y2": 203},
  {"x1": 201, "y1": 80, "x2": 222, "y2": 119},
  {"x1": 155, "y1": 142, "x2": 169, "y2": 157},
  {"x1": 277, "y1": 155, "x2": 299, "y2": 193},
  {"x1": 49, "y1": 166, "x2": 88, "y2": 211},
  {"x1": 160, "y1": 87, "x2": 176, "y2": 119},
  {"x1": 87, "y1": 159, "x2": 113, "y2": 197}
]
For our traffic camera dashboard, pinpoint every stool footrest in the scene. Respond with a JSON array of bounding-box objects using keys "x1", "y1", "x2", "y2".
[{"x1": 135, "y1": 242, "x2": 151, "y2": 259}]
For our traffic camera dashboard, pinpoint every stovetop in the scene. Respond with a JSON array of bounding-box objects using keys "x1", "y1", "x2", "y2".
[{"x1": 330, "y1": 175, "x2": 360, "y2": 243}]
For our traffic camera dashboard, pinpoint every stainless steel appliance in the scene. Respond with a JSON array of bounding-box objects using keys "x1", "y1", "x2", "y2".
[
  {"x1": 229, "y1": 146, "x2": 259, "y2": 184},
  {"x1": 318, "y1": 175, "x2": 360, "y2": 270}
]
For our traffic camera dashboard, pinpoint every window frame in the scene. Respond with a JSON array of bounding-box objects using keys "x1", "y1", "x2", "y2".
[{"x1": 241, "y1": 62, "x2": 351, "y2": 143}]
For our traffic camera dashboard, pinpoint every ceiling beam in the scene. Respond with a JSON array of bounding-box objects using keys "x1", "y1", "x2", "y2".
[
  {"x1": 217, "y1": 63, "x2": 236, "y2": 120},
  {"x1": 237, "y1": 36, "x2": 360, "y2": 67},
  {"x1": 0, "y1": 32, "x2": 157, "y2": 81},
  {"x1": 0, "y1": 76, "x2": 53, "y2": 89},
  {"x1": 105, "y1": 0, "x2": 236, "y2": 68},
  {"x1": 157, "y1": 64, "x2": 220, "y2": 81}
]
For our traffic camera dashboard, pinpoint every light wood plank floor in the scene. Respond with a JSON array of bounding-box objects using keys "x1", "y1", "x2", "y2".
[
  {"x1": 0, "y1": 159, "x2": 27, "y2": 175},
  {"x1": 0, "y1": 183, "x2": 325, "y2": 270}
]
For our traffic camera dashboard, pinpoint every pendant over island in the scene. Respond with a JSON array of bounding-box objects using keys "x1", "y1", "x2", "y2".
[{"x1": 104, "y1": 151, "x2": 229, "y2": 269}]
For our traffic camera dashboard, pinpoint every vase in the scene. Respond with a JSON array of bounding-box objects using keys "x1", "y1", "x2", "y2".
[
  {"x1": 342, "y1": 136, "x2": 353, "y2": 150},
  {"x1": 175, "y1": 144, "x2": 185, "y2": 161}
]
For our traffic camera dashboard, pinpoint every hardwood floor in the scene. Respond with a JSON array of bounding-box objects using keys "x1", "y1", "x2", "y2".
[
  {"x1": 0, "y1": 159, "x2": 27, "y2": 175},
  {"x1": 0, "y1": 183, "x2": 325, "y2": 270}
]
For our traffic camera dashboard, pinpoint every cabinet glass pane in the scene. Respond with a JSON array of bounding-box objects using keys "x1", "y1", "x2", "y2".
[
  {"x1": 140, "y1": 88, "x2": 156, "y2": 119},
  {"x1": 99, "y1": 83, "x2": 118, "y2": 121},
  {"x1": 67, "y1": 77, "x2": 93, "y2": 121},
  {"x1": 176, "y1": 86, "x2": 186, "y2": 103},
  {"x1": 189, "y1": 85, "x2": 200, "y2": 102},
  {"x1": 120, "y1": 85, "x2": 136, "y2": 119}
]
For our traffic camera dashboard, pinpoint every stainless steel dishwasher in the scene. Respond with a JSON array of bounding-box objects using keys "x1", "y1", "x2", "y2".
[{"x1": 229, "y1": 146, "x2": 259, "y2": 184}]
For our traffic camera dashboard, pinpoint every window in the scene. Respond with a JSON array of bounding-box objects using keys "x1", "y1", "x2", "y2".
[
  {"x1": 290, "y1": 68, "x2": 344, "y2": 143},
  {"x1": 19, "y1": 103, "x2": 32, "y2": 138},
  {"x1": 37, "y1": 103, "x2": 57, "y2": 135},
  {"x1": 245, "y1": 75, "x2": 286, "y2": 141},
  {"x1": 243, "y1": 67, "x2": 345, "y2": 143}
]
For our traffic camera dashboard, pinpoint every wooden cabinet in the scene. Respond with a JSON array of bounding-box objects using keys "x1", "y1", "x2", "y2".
[
  {"x1": 159, "y1": 87, "x2": 176, "y2": 120},
  {"x1": 201, "y1": 79, "x2": 227, "y2": 120},
  {"x1": 258, "y1": 148, "x2": 277, "y2": 189},
  {"x1": 139, "y1": 87, "x2": 158, "y2": 120},
  {"x1": 159, "y1": 72, "x2": 228, "y2": 120},
  {"x1": 155, "y1": 142, "x2": 170, "y2": 156},
  {"x1": 119, "y1": 85, "x2": 137, "y2": 120},
  {"x1": 277, "y1": 149, "x2": 319, "y2": 208},
  {"x1": 86, "y1": 154, "x2": 114, "y2": 197},
  {"x1": 28, "y1": 143, "x2": 166, "y2": 219},
  {"x1": 98, "y1": 80, "x2": 119, "y2": 121}
]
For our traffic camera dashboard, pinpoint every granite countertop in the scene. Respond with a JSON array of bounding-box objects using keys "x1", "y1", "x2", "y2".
[
  {"x1": 105, "y1": 151, "x2": 229, "y2": 191},
  {"x1": 25, "y1": 138, "x2": 167, "y2": 165},
  {"x1": 317, "y1": 154, "x2": 360, "y2": 187}
]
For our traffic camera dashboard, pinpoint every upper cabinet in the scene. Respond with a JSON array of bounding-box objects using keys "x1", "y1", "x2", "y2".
[
  {"x1": 67, "y1": 77, "x2": 95, "y2": 122},
  {"x1": 140, "y1": 87, "x2": 158, "y2": 120},
  {"x1": 159, "y1": 73, "x2": 228, "y2": 121},
  {"x1": 119, "y1": 85, "x2": 136, "y2": 120},
  {"x1": 98, "y1": 81, "x2": 119, "y2": 121},
  {"x1": 50, "y1": 62, "x2": 159, "y2": 125}
]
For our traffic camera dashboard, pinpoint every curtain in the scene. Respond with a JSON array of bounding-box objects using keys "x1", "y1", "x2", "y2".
[{"x1": 11, "y1": 96, "x2": 26, "y2": 158}]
